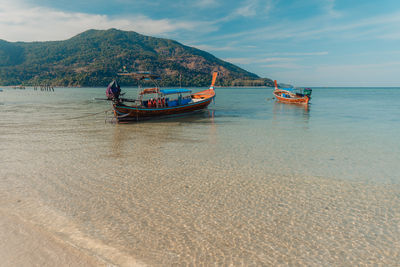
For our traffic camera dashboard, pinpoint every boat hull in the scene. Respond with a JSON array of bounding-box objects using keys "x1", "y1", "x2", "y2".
[
  {"x1": 113, "y1": 89, "x2": 215, "y2": 121},
  {"x1": 273, "y1": 90, "x2": 310, "y2": 104}
]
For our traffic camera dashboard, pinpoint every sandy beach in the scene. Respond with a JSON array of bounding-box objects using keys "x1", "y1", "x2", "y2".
[
  {"x1": 0, "y1": 210, "x2": 104, "y2": 267},
  {"x1": 0, "y1": 191, "x2": 145, "y2": 267},
  {"x1": 1, "y1": 174, "x2": 399, "y2": 266}
]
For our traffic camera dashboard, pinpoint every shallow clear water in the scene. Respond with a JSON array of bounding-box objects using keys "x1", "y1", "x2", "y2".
[{"x1": 0, "y1": 87, "x2": 399, "y2": 265}]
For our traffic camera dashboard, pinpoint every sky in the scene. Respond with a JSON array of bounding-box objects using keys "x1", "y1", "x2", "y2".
[{"x1": 1, "y1": 0, "x2": 400, "y2": 86}]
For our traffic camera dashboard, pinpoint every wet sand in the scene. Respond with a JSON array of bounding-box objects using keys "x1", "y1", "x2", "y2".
[
  {"x1": 1, "y1": 173, "x2": 399, "y2": 266},
  {"x1": 0, "y1": 193, "x2": 145, "y2": 267},
  {"x1": 0, "y1": 210, "x2": 104, "y2": 267}
]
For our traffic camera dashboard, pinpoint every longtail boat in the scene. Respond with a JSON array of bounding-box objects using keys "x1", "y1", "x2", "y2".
[
  {"x1": 106, "y1": 72, "x2": 218, "y2": 122},
  {"x1": 273, "y1": 80, "x2": 312, "y2": 104}
]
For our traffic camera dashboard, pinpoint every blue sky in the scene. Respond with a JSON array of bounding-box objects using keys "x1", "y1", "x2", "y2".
[{"x1": 1, "y1": 0, "x2": 400, "y2": 86}]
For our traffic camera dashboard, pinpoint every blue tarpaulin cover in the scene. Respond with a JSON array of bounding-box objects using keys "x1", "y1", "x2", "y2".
[{"x1": 160, "y1": 89, "x2": 192, "y2": 95}]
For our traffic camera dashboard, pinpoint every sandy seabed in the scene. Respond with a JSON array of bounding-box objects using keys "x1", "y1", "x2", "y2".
[
  {"x1": 0, "y1": 211, "x2": 105, "y2": 267},
  {"x1": 1, "y1": 173, "x2": 399, "y2": 266}
]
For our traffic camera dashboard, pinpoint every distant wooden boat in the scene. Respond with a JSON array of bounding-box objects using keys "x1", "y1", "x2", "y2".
[
  {"x1": 106, "y1": 72, "x2": 218, "y2": 122},
  {"x1": 273, "y1": 80, "x2": 312, "y2": 104}
]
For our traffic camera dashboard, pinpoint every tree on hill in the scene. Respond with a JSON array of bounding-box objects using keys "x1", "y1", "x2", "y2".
[{"x1": 0, "y1": 29, "x2": 273, "y2": 87}]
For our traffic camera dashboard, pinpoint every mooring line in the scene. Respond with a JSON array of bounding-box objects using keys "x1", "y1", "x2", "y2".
[{"x1": 65, "y1": 109, "x2": 112, "y2": 120}]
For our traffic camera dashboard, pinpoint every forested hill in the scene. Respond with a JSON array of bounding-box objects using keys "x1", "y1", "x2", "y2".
[{"x1": 0, "y1": 29, "x2": 273, "y2": 87}]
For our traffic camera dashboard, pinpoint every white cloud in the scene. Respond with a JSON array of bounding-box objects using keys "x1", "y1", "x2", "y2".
[
  {"x1": 259, "y1": 57, "x2": 296, "y2": 62},
  {"x1": 0, "y1": 0, "x2": 213, "y2": 41},
  {"x1": 259, "y1": 57, "x2": 304, "y2": 69},
  {"x1": 261, "y1": 63, "x2": 304, "y2": 69},
  {"x1": 194, "y1": 0, "x2": 218, "y2": 8},
  {"x1": 264, "y1": 0, "x2": 274, "y2": 16},
  {"x1": 234, "y1": 0, "x2": 258, "y2": 17},
  {"x1": 378, "y1": 32, "x2": 400, "y2": 40},
  {"x1": 265, "y1": 52, "x2": 329, "y2": 56},
  {"x1": 223, "y1": 53, "x2": 326, "y2": 65},
  {"x1": 219, "y1": 0, "x2": 275, "y2": 22},
  {"x1": 322, "y1": 0, "x2": 341, "y2": 18},
  {"x1": 223, "y1": 57, "x2": 254, "y2": 64},
  {"x1": 209, "y1": 9, "x2": 400, "y2": 43},
  {"x1": 233, "y1": 0, "x2": 274, "y2": 17},
  {"x1": 192, "y1": 44, "x2": 235, "y2": 51}
]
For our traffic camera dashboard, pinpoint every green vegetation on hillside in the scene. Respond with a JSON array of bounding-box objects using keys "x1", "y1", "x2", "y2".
[{"x1": 0, "y1": 29, "x2": 273, "y2": 87}]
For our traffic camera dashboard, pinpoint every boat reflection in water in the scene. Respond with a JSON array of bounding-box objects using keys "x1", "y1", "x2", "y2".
[
  {"x1": 110, "y1": 109, "x2": 216, "y2": 158},
  {"x1": 272, "y1": 101, "x2": 311, "y2": 125}
]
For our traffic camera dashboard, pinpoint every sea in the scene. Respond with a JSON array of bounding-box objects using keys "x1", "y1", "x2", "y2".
[{"x1": 0, "y1": 86, "x2": 399, "y2": 265}]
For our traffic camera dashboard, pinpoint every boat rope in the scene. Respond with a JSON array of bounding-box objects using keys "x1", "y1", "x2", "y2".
[{"x1": 65, "y1": 109, "x2": 112, "y2": 120}]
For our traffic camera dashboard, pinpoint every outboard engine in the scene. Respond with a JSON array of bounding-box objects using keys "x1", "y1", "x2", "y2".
[{"x1": 106, "y1": 80, "x2": 121, "y2": 100}]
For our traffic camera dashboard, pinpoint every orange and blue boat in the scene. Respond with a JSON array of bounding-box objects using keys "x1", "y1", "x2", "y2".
[
  {"x1": 273, "y1": 80, "x2": 312, "y2": 104},
  {"x1": 106, "y1": 72, "x2": 218, "y2": 122}
]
